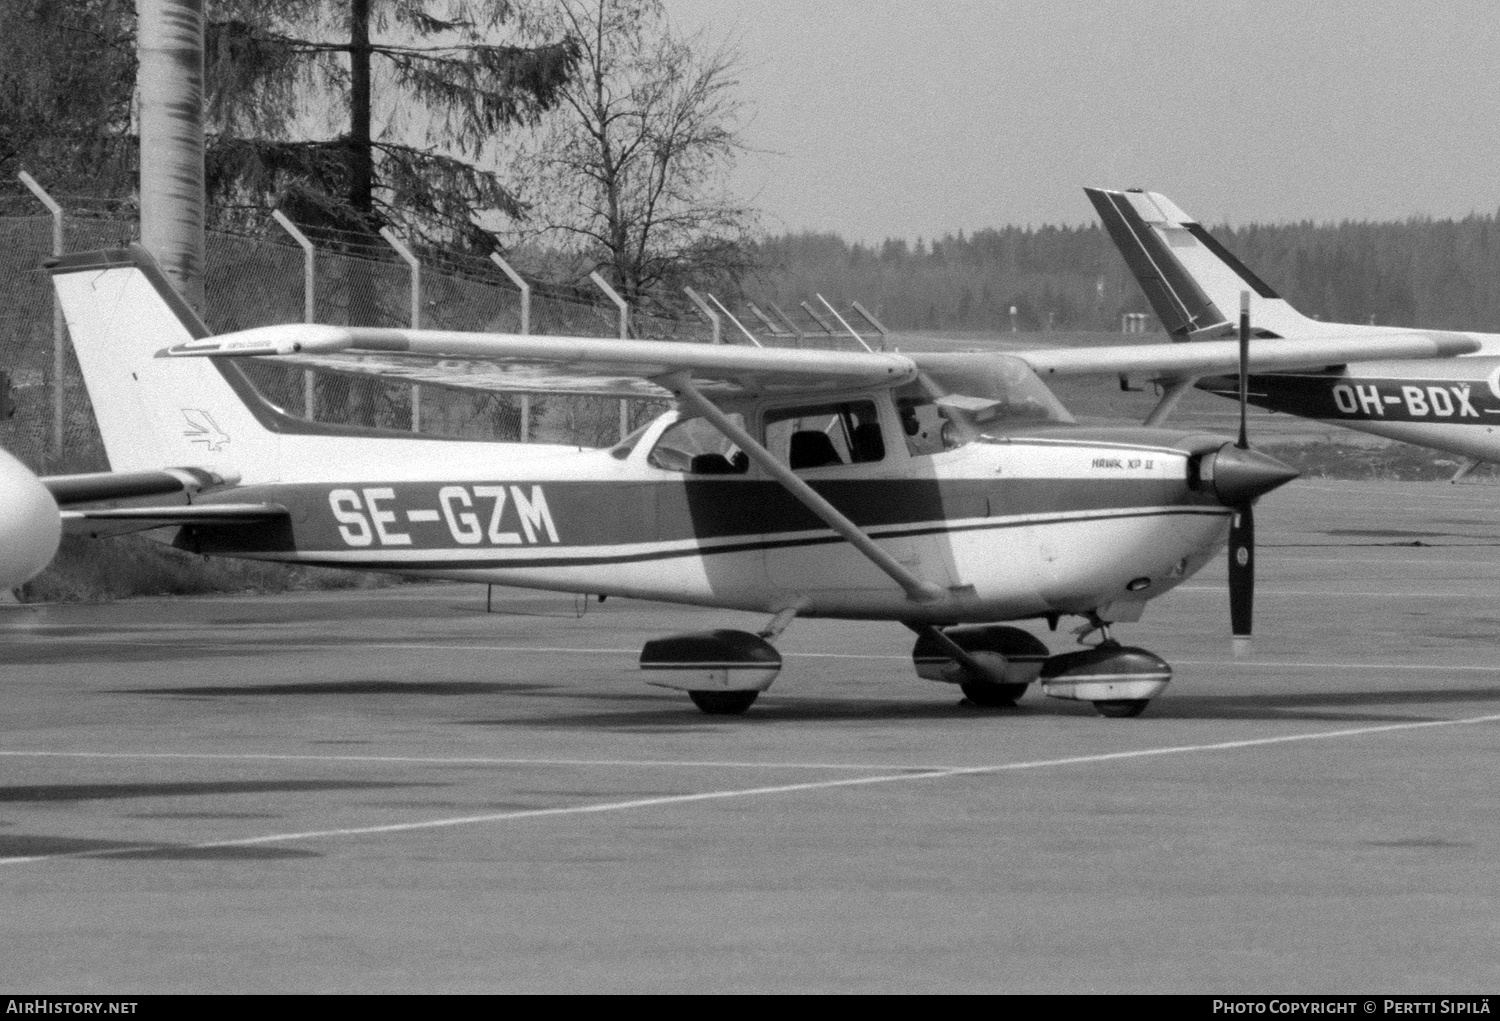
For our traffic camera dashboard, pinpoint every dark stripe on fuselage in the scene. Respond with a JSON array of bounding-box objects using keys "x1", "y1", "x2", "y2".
[
  {"x1": 1199, "y1": 372, "x2": 1500, "y2": 424},
  {"x1": 185, "y1": 476, "x2": 1219, "y2": 560},
  {"x1": 276, "y1": 506, "x2": 1228, "y2": 572}
]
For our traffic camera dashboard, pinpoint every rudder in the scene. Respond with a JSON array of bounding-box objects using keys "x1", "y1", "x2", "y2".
[
  {"x1": 1087, "y1": 188, "x2": 1317, "y2": 339},
  {"x1": 50, "y1": 245, "x2": 281, "y2": 481}
]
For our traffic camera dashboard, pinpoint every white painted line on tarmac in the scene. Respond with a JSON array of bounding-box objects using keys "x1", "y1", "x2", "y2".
[{"x1": 3, "y1": 712, "x2": 1497, "y2": 866}]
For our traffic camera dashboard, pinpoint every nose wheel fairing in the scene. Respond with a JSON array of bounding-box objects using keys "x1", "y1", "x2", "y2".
[{"x1": 1040, "y1": 642, "x2": 1172, "y2": 716}]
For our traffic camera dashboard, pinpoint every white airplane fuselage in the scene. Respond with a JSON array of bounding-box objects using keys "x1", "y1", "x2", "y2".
[
  {"x1": 1203, "y1": 355, "x2": 1500, "y2": 464},
  {"x1": 182, "y1": 414, "x2": 1232, "y2": 624}
]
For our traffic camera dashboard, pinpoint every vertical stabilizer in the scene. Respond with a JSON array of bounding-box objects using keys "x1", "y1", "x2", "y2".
[
  {"x1": 1087, "y1": 188, "x2": 1317, "y2": 339},
  {"x1": 50, "y1": 246, "x2": 281, "y2": 480}
]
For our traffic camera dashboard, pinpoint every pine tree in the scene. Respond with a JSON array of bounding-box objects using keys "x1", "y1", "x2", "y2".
[{"x1": 205, "y1": 0, "x2": 579, "y2": 249}]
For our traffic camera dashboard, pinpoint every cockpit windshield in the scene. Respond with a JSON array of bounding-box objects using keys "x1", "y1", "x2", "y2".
[{"x1": 903, "y1": 353, "x2": 1073, "y2": 442}]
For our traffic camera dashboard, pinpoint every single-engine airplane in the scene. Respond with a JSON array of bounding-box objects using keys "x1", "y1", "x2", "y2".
[
  {"x1": 1088, "y1": 187, "x2": 1500, "y2": 475},
  {"x1": 41, "y1": 244, "x2": 1478, "y2": 717}
]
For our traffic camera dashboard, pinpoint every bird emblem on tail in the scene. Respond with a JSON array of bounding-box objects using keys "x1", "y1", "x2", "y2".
[{"x1": 181, "y1": 409, "x2": 229, "y2": 451}]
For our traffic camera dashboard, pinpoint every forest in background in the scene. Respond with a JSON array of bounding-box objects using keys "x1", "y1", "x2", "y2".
[{"x1": 746, "y1": 213, "x2": 1500, "y2": 334}]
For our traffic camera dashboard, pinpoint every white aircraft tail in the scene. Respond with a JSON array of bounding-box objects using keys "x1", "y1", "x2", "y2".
[
  {"x1": 1086, "y1": 188, "x2": 1320, "y2": 339},
  {"x1": 51, "y1": 246, "x2": 283, "y2": 480}
]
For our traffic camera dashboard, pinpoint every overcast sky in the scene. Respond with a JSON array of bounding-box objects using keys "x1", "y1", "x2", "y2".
[{"x1": 665, "y1": 0, "x2": 1500, "y2": 242}]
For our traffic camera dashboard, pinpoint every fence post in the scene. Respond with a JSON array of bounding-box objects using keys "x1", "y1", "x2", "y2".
[
  {"x1": 589, "y1": 271, "x2": 630, "y2": 441},
  {"x1": 489, "y1": 251, "x2": 530, "y2": 336},
  {"x1": 490, "y1": 251, "x2": 533, "y2": 442},
  {"x1": 746, "y1": 302, "x2": 793, "y2": 340},
  {"x1": 800, "y1": 300, "x2": 836, "y2": 335},
  {"x1": 766, "y1": 303, "x2": 806, "y2": 346},
  {"x1": 708, "y1": 294, "x2": 763, "y2": 347},
  {"x1": 849, "y1": 301, "x2": 890, "y2": 351},
  {"x1": 817, "y1": 293, "x2": 874, "y2": 352},
  {"x1": 18, "y1": 172, "x2": 65, "y2": 456},
  {"x1": 380, "y1": 227, "x2": 422, "y2": 432},
  {"x1": 272, "y1": 210, "x2": 318, "y2": 419},
  {"x1": 682, "y1": 286, "x2": 721, "y2": 344}
]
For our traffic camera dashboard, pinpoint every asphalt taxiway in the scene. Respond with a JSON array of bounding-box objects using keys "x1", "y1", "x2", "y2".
[{"x1": 1, "y1": 479, "x2": 1498, "y2": 993}]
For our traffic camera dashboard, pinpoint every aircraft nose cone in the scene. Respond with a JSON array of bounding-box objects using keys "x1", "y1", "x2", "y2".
[
  {"x1": 0, "y1": 447, "x2": 60, "y2": 588},
  {"x1": 1203, "y1": 443, "x2": 1300, "y2": 506}
]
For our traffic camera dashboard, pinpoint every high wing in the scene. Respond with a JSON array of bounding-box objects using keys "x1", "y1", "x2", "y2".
[
  {"x1": 165, "y1": 321, "x2": 1479, "y2": 396},
  {"x1": 43, "y1": 467, "x2": 287, "y2": 537},
  {"x1": 1011, "y1": 332, "x2": 1480, "y2": 379},
  {"x1": 165, "y1": 324, "x2": 919, "y2": 399}
]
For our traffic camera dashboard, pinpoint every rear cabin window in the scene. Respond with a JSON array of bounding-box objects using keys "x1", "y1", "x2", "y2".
[
  {"x1": 647, "y1": 414, "x2": 749, "y2": 474},
  {"x1": 764, "y1": 401, "x2": 885, "y2": 470}
]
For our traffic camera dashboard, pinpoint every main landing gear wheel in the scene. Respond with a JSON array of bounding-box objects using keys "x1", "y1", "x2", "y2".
[
  {"x1": 959, "y1": 681, "x2": 1029, "y2": 708},
  {"x1": 1092, "y1": 698, "x2": 1150, "y2": 718},
  {"x1": 688, "y1": 690, "x2": 760, "y2": 715}
]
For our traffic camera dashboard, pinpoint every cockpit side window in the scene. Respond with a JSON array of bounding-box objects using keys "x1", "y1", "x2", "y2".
[
  {"x1": 764, "y1": 400, "x2": 884, "y2": 470},
  {"x1": 647, "y1": 414, "x2": 749, "y2": 474}
]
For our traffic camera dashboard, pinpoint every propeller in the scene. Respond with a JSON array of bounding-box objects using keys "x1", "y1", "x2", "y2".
[
  {"x1": 1227, "y1": 291, "x2": 1266, "y2": 653},
  {"x1": 1187, "y1": 291, "x2": 1296, "y2": 652}
]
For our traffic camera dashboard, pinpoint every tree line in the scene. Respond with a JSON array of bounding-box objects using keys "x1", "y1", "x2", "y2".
[{"x1": 746, "y1": 215, "x2": 1500, "y2": 334}]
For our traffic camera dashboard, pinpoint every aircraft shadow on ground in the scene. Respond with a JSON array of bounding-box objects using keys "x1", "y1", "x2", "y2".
[
  {"x1": 0, "y1": 778, "x2": 442, "y2": 803},
  {"x1": 108, "y1": 679, "x2": 555, "y2": 697},
  {"x1": 460, "y1": 693, "x2": 1009, "y2": 730},
  {"x1": 460, "y1": 684, "x2": 1500, "y2": 728},
  {"x1": 0, "y1": 833, "x2": 320, "y2": 860},
  {"x1": 1148, "y1": 685, "x2": 1500, "y2": 722}
]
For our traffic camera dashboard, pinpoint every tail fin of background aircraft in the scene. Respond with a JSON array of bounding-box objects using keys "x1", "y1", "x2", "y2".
[
  {"x1": 50, "y1": 245, "x2": 281, "y2": 480},
  {"x1": 1085, "y1": 188, "x2": 1319, "y2": 339}
]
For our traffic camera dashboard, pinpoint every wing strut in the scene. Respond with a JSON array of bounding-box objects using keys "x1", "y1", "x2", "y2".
[
  {"x1": 1143, "y1": 376, "x2": 1200, "y2": 427},
  {"x1": 665, "y1": 373, "x2": 945, "y2": 603}
]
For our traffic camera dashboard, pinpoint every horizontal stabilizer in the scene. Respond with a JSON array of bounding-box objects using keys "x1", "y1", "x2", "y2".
[
  {"x1": 61, "y1": 503, "x2": 288, "y2": 537},
  {"x1": 44, "y1": 468, "x2": 238, "y2": 508}
]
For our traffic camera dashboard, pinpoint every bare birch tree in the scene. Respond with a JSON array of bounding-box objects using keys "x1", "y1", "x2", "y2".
[{"x1": 503, "y1": 0, "x2": 755, "y2": 308}]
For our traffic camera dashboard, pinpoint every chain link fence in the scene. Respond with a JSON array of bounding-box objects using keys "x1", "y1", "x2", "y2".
[{"x1": 0, "y1": 214, "x2": 703, "y2": 473}]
